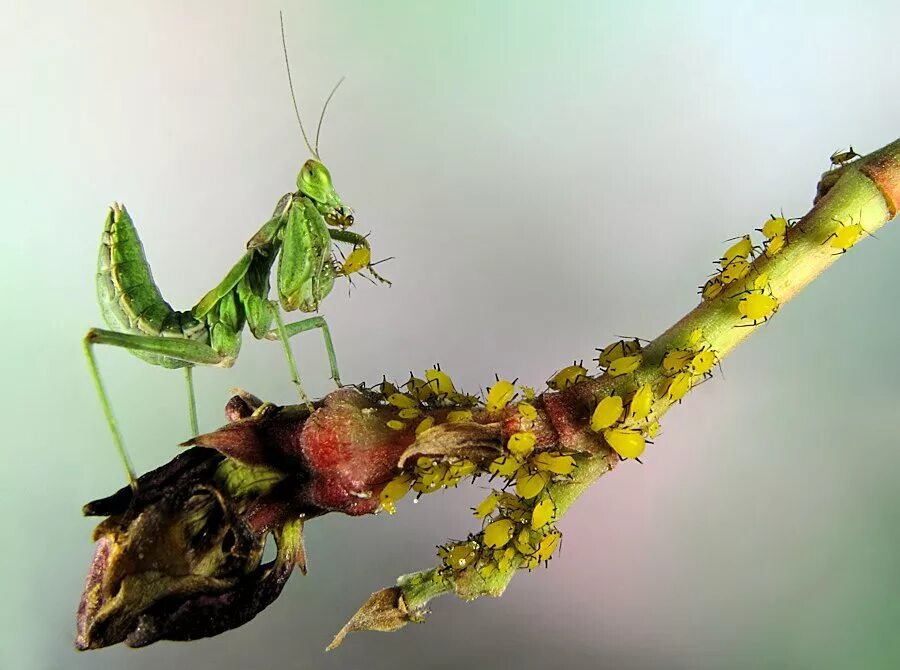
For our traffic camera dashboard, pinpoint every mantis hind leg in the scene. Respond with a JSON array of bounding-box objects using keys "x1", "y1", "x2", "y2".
[
  {"x1": 268, "y1": 310, "x2": 341, "y2": 405},
  {"x1": 83, "y1": 328, "x2": 229, "y2": 487}
]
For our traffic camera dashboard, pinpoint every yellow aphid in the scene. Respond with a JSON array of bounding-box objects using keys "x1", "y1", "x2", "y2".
[
  {"x1": 663, "y1": 372, "x2": 692, "y2": 403},
  {"x1": 646, "y1": 420, "x2": 661, "y2": 439},
  {"x1": 590, "y1": 395, "x2": 624, "y2": 432},
  {"x1": 764, "y1": 233, "x2": 786, "y2": 258},
  {"x1": 406, "y1": 376, "x2": 435, "y2": 402},
  {"x1": 547, "y1": 363, "x2": 588, "y2": 391},
  {"x1": 701, "y1": 276, "x2": 724, "y2": 301},
  {"x1": 387, "y1": 393, "x2": 417, "y2": 409},
  {"x1": 737, "y1": 292, "x2": 779, "y2": 324},
  {"x1": 483, "y1": 518, "x2": 516, "y2": 549},
  {"x1": 826, "y1": 219, "x2": 865, "y2": 252},
  {"x1": 398, "y1": 407, "x2": 421, "y2": 419},
  {"x1": 595, "y1": 338, "x2": 642, "y2": 368},
  {"x1": 379, "y1": 377, "x2": 399, "y2": 396},
  {"x1": 687, "y1": 328, "x2": 704, "y2": 350},
  {"x1": 497, "y1": 546, "x2": 518, "y2": 571},
  {"x1": 447, "y1": 459, "x2": 477, "y2": 480},
  {"x1": 486, "y1": 380, "x2": 517, "y2": 412},
  {"x1": 719, "y1": 257, "x2": 751, "y2": 285},
  {"x1": 689, "y1": 350, "x2": 717, "y2": 377},
  {"x1": 415, "y1": 416, "x2": 435, "y2": 436},
  {"x1": 474, "y1": 491, "x2": 501, "y2": 518},
  {"x1": 627, "y1": 383, "x2": 654, "y2": 422},
  {"x1": 497, "y1": 492, "x2": 526, "y2": 511},
  {"x1": 515, "y1": 469, "x2": 550, "y2": 499},
  {"x1": 518, "y1": 402, "x2": 538, "y2": 421},
  {"x1": 386, "y1": 419, "x2": 405, "y2": 431},
  {"x1": 446, "y1": 409, "x2": 473, "y2": 423},
  {"x1": 532, "y1": 452, "x2": 577, "y2": 476},
  {"x1": 761, "y1": 215, "x2": 788, "y2": 239},
  {"x1": 662, "y1": 349, "x2": 692, "y2": 375},
  {"x1": 607, "y1": 354, "x2": 642, "y2": 377},
  {"x1": 415, "y1": 462, "x2": 448, "y2": 490},
  {"x1": 515, "y1": 528, "x2": 535, "y2": 556},
  {"x1": 379, "y1": 473, "x2": 413, "y2": 514},
  {"x1": 520, "y1": 386, "x2": 537, "y2": 400},
  {"x1": 439, "y1": 542, "x2": 479, "y2": 571},
  {"x1": 531, "y1": 498, "x2": 557, "y2": 530},
  {"x1": 489, "y1": 455, "x2": 521, "y2": 479},
  {"x1": 340, "y1": 245, "x2": 371, "y2": 275},
  {"x1": 425, "y1": 367, "x2": 456, "y2": 396},
  {"x1": 507, "y1": 431, "x2": 537, "y2": 458},
  {"x1": 603, "y1": 427, "x2": 646, "y2": 459},
  {"x1": 719, "y1": 235, "x2": 754, "y2": 265},
  {"x1": 478, "y1": 562, "x2": 498, "y2": 578},
  {"x1": 753, "y1": 273, "x2": 770, "y2": 291},
  {"x1": 534, "y1": 531, "x2": 562, "y2": 563},
  {"x1": 830, "y1": 146, "x2": 860, "y2": 167}
]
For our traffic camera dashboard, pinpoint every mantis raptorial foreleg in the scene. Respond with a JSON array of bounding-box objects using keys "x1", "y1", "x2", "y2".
[{"x1": 83, "y1": 328, "x2": 232, "y2": 487}]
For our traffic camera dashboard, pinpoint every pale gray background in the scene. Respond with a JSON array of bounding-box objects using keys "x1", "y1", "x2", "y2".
[{"x1": 2, "y1": 1, "x2": 900, "y2": 668}]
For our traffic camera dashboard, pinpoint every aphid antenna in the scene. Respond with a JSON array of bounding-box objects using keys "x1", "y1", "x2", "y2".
[
  {"x1": 279, "y1": 12, "x2": 317, "y2": 158},
  {"x1": 614, "y1": 334, "x2": 651, "y2": 343}
]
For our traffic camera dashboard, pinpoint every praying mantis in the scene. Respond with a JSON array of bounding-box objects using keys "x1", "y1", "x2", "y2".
[{"x1": 84, "y1": 15, "x2": 389, "y2": 487}]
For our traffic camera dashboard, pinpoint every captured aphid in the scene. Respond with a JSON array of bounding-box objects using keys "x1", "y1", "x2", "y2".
[
  {"x1": 719, "y1": 257, "x2": 751, "y2": 285},
  {"x1": 425, "y1": 365, "x2": 456, "y2": 397},
  {"x1": 483, "y1": 518, "x2": 516, "y2": 549},
  {"x1": 486, "y1": 379, "x2": 517, "y2": 412},
  {"x1": 531, "y1": 497, "x2": 557, "y2": 530},
  {"x1": 662, "y1": 371, "x2": 692, "y2": 403},
  {"x1": 340, "y1": 245, "x2": 372, "y2": 275},
  {"x1": 590, "y1": 394, "x2": 624, "y2": 432},
  {"x1": 662, "y1": 349, "x2": 693, "y2": 375},
  {"x1": 719, "y1": 235, "x2": 755, "y2": 266},
  {"x1": 507, "y1": 431, "x2": 537, "y2": 458},
  {"x1": 824, "y1": 215, "x2": 868, "y2": 253},
  {"x1": 830, "y1": 146, "x2": 860, "y2": 168},
  {"x1": 602, "y1": 427, "x2": 646, "y2": 459},
  {"x1": 606, "y1": 354, "x2": 642, "y2": 377},
  {"x1": 547, "y1": 362, "x2": 588, "y2": 390},
  {"x1": 627, "y1": 383, "x2": 654, "y2": 423},
  {"x1": 700, "y1": 276, "x2": 725, "y2": 301},
  {"x1": 595, "y1": 338, "x2": 643, "y2": 368}
]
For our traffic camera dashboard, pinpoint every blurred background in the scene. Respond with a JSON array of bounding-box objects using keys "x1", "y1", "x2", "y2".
[{"x1": 3, "y1": 1, "x2": 900, "y2": 668}]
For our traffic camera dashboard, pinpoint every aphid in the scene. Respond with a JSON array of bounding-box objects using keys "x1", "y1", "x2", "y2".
[
  {"x1": 719, "y1": 235, "x2": 755, "y2": 266},
  {"x1": 398, "y1": 407, "x2": 421, "y2": 419},
  {"x1": 627, "y1": 383, "x2": 654, "y2": 423},
  {"x1": 687, "y1": 328, "x2": 705, "y2": 350},
  {"x1": 602, "y1": 427, "x2": 646, "y2": 460},
  {"x1": 764, "y1": 233, "x2": 786, "y2": 258},
  {"x1": 446, "y1": 409, "x2": 473, "y2": 423},
  {"x1": 688, "y1": 350, "x2": 717, "y2": 378},
  {"x1": 447, "y1": 459, "x2": 477, "y2": 482},
  {"x1": 830, "y1": 146, "x2": 860, "y2": 168},
  {"x1": 700, "y1": 276, "x2": 725, "y2": 301},
  {"x1": 488, "y1": 455, "x2": 521, "y2": 479},
  {"x1": 824, "y1": 215, "x2": 867, "y2": 253},
  {"x1": 507, "y1": 431, "x2": 537, "y2": 458},
  {"x1": 514, "y1": 528, "x2": 536, "y2": 556},
  {"x1": 646, "y1": 420, "x2": 661, "y2": 439},
  {"x1": 547, "y1": 363, "x2": 588, "y2": 390},
  {"x1": 84, "y1": 22, "x2": 389, "y2": 486},
  {"x1": 590, "y1": 395, "x2": 624, "y2": 432},
  {"x1": 474, "y1": 491, "x2": 501, "y2": 518},
  {"x1": 387, "y1": 393, "x2": 417, "y2": 409},
  {"x1": 662, "y1": 372, "x2": 692, "y2": 403},
  {"x1": 340, "y1": 245, "x2": 371, "y2": 275},
  {"x1": 534, "y1": 530, "x2": 562, "y2": 563},
  {"x1": 406, "y1": 375, "x2": 435, "y2": 402},
  {"x1": 520, "y1": 386, "x2": 537, "y2": 401},
  {"x1": 415, "y1": 417, "x2": 435, "y2": 437},
  {"x1": 718, "y1": 257, "x2": 751, "y2": 285},
  {"x1": 439, "y1": 541, "x2": 479, "y2": 571},
  {"x1": 606, "y1": 354, "x2": 642, "y2": 377},
  {"x1": 379, "y1": 473, "x2": 413, "y2": 514},
  {"x1": 518, "y1": 402, "x2": 538, "y2": 421},
  {"x1": 531, "y1": 497, "x2": 557, "y2": 530},
  {"x1": 516, "y1": 469, "x2": 550, "y2": 499},
  {"x1": 386, "y1": 419, "x2": 406, "y2": 431},
  {"x1": 759, "y1": 214, "x2": 788, "y2": 240},
  {"x1": 425, "y1": 365, "x2": 456, "y2": 397},
  {"x1": 662, "y1": 349, "x2": 692, "y2": 375},
  {"x1": 486, "y1": 379, "x2": 517, "y2": 412},
  {"x1": 483, "y1": 519, "x2": 516, "y2": 549},
  {"x1": 595, "y1": 338, "x2": 642, "y2": 368},
  {"x1": 531, "y1": 452, "x2": 577, "y2": 476},
  {"x1": 734, "y1": 280, "x2": 779, "y2": 326},
  {"x1": 379, "y1": 377, "x2": 399, "y2": 397}
]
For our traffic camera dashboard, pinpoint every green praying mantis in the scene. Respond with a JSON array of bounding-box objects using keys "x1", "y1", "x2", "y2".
[{"x1": 84, "y1": 16, "x2": 389, "y2": 487}]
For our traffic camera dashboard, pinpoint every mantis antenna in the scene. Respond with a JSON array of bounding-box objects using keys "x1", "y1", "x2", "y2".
[
  {"x1": 280, "y1": 11, "x2": 316, "y2": 158},
  {"x1": 315, "y1": 77, "x2": 345, "y2": 157}
]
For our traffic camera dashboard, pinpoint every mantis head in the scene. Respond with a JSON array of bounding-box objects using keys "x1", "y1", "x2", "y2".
[{"x1": 296, "y1": 158, "x2": 354, "y2": 228}]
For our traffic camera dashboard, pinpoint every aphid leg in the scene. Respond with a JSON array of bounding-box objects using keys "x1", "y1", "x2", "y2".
[
  {"x1": 83, "y1": 328, "x2": 231, "y2": 488},
  {"x1": 329, "y1": 229, "x2": 393, "y2": 285}
]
